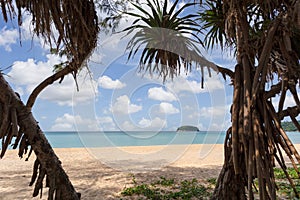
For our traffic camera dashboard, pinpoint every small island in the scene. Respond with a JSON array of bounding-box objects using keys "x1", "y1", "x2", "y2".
[{"x1": 176, "y1": 125, "x2": 200, "y2": 132}]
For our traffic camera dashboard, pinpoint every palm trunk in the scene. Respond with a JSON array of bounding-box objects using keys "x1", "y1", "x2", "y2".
[{"x1": 0, "y1": 73, "x2": 80, "y2": 200}]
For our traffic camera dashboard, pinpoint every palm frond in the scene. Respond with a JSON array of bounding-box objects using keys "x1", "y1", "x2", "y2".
[
  {"x1": 198, "y1": 0, "x2": 229, "y2": 50},
  {"x1": 123, "y1": 0, "x2": 215, "y2": 81}
]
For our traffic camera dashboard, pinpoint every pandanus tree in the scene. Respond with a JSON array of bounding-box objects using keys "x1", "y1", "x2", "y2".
[
  {"x1": 0, "y1": 0, "x2": 98, "y2": 199},
  {"x1": 122, "y1": 0, "x2": 232, "y2": 83},
  {"x1": 123, "y1": 0, "x2": 300, "y2": 199}
]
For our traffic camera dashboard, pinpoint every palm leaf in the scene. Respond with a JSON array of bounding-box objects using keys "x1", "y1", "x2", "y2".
[{"x1": 123, "y1": 0, "x2": 213, "y2": 81}]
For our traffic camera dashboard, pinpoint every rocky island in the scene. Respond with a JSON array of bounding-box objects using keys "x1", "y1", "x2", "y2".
[{"x1": 176, "y1": 125, "x2": 200, "y2": 132}]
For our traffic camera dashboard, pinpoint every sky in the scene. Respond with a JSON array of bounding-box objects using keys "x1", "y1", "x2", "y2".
[{"x1": 1, "y1": 1, "x2": 295, "y2": 132}]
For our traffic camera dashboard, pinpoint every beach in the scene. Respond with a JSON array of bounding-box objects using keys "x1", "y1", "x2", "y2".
[{"x1": 0, "y1": 144, "x2": 298, "y2": 199}]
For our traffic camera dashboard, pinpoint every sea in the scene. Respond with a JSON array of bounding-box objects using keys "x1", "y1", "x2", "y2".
[{"x1": 40, "y1": 131, "x2": 300, "y2": 148}]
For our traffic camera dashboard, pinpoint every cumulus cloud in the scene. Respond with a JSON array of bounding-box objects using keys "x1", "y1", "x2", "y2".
[
  {"x1": 8, "y1": 54, "x2": 97, "y2": 106},
  {"x1": 97, "y1": 116, "x2": 117, "y2": 131},
  {"x1": 138, "y1": 117, "x2": 167, "y2": 129},
  {"x1": 98, "y1": 75, "x2": 126, "y2": 89},
  {"x1": 51, "y1": 113, "x2": 99, "y2": 131},
  {"x1": 166, "y1": 75, "x2": 224, "y2": 94},
  {"x1": 0, "y1": 27, "x2": 18, "y2": 51},
  {"x1": 110, "y1": 95, "x2": 142, "y2": 114},
  {"x1": 199, "y1": 105, "x2": 229, "y2": 118},
  {"x1": 159, "y1": 102, "x2": 179, "y2": 114},
  {"x1": 148, "y1": 87, "x2": 177, "y2": 101},
  {"x1": 120, "y1": 117, "x2": 166, "y2": 131}
]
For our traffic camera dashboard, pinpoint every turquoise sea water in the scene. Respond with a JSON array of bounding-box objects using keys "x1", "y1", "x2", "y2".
[{"x1": 42, "y1": 131, "x2": 300, "y2": 148}]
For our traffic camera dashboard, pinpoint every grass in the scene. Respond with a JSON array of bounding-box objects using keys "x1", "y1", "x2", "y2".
[
  {"x1": 121, "y1": 176, "x2": 212, "y2": 199},
  {"x1": 273, "y1": 166, "x2": 300, "y2": 199},
  {"x1": 120, "y1": 168, "x2": 300, "y2": 199}
]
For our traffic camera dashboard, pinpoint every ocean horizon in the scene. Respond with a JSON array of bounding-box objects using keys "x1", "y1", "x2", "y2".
[{"x1": 40, "y1": 131, "x2": 300, "y2": 148}]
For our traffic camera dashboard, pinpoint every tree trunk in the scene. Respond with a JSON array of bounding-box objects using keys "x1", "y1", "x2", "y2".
[
  {"x1": 0, "y1": 73, "x2": 80, "y2": 200},
  {"x1": 212, "y1": 128, "x2": 246, "y2": 200},
  {"x1": 212, "y1": 2, "x2": 300, "y2": 199}
]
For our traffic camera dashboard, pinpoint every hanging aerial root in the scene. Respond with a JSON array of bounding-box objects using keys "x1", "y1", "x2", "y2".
[
  {"x1": 0, "y1": 95, "x2": 21, "y2": 158},
  {"x1": 13, "y1": 127, "x2": 24, "y2": 149},
  {"x1": 267, "y1": 102, "x2": 300, "y2": 163},
  {"x1": 18, "y1": 134, "x2": 29, "y2": 158},
  {"x1": 47, "y1": 172, "x2": 56, "y2": 200},
  {"x1": 224, "y1": 127, "x2": 232, "y2": 165},
  {"x1": 289, "y1": 114, "x2": 300, "y2": 131},
  {"x1": 266, "y1": 102, "x2": 300, "y2": 197},
  {"x1": 0, "y1": 125, "x2": 12, "y2": 158},
  {"x1": 30, "y1": 158, "x2": 40, "y2": 186},
  {"x1": 11, "y1": 107, "x2": 18, "y2": 137},
  {"x1": 232, "y1": 64, "x2": 241, "y2": 175},
  {"x1": 0, "y1": 101, "x2": 9, "y2": 139},
  {"x1": 0, "y1": 105, "x2": 19, "y2": 158},
  {"x1": 252, "y1": 111, "x2": 267, "y2": 199},
  {"x1": 289, "y1": 84, "x2": 300, "y2": 110},
  {"x1": 278, "y1": 78, "x2": 288, "y2": 113},
  {"x1": 32, "y1": 159, "x2": 46, "y2": 198}
]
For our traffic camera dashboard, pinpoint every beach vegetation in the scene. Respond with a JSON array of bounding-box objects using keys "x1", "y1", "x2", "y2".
[
  {"x1": 270, "y1": 167, "x2": 300, "y2": 199},
  {"x1": 206, "y1": 178, "x2": 217, "y2": 186},
  {"x1": 121, "y1": 176, "x2": 210, "y2": 199},
  {"x1": 282, "y1": 121, "x2": 300, "y2": 132}
]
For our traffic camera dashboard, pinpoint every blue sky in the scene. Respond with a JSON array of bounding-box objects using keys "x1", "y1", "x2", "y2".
[{"x1": 0, "y1": 1, "x2": 250, "y2": 132}]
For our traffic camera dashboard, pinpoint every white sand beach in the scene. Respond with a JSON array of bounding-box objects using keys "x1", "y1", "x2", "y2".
[{"x1": 0, "y1": 144, "x2": 298, "y2": 199}]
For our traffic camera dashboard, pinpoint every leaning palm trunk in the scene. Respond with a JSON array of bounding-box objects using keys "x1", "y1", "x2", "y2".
[
  {"x1": 0, "y1": 73, "x2": 80, "y2": 199},
  {"x1": 0, "y1": 0, "x2": 98, "y2": 199}
]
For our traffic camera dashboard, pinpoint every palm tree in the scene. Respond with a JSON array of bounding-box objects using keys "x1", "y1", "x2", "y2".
[
  {"x1": 122, "y1": 0, "x2": 228, "y2": 84},
  {"x1": 0, "y1": 0, "x2": 99, "y2": 199},
  {"x1": 123, "y1": 0, "x2": 300, "y2": 199},
  {"x1": 201, "y1": 1, "x2": 300, "y2": 199}
]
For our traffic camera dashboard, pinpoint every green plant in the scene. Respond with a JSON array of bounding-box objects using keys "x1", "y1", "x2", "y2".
[
  {"x1": 153, "y1": 176, "x2": 175, "y2": 186},
  {"x1": 121, "y1": 176, "x2": 211, "y2": 199},
  {"x1": 206, "y1": 178, "x2": 217, "y2": 185}
]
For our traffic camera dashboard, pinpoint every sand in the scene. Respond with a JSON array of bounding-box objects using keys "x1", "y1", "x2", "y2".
[{"x1": 0, "y1": 144, "x2": 298, "y2": 200}]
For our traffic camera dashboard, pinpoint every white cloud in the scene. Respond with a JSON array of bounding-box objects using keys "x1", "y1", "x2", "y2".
[
  {"x1": 98, "y1": 75, "x2": 126, "y2": 89},
  {"x1": 98, "y1": 116, "x2": 114, "y2": 124},
  {"x1": 159, "y1": 102, "x2": 179, "y2": 114},
  {"x1": 40, "y1": 75, "x2": 97, "y2": 106},
  {"x1": 148, "y1": 87, "x2": 177, "y2": 101},
  {"x1": 97, "y1": 116, "x2": 117, "y2": 131},
  {"x1": 110, "y1": 95, "x2": 142, "y2": 114},
  {"x1": 8, "y1": 54, "x2": 97, "y2": 106},
  {"x1": 51, "y1": 113, "x2": 99, "y2": 131},
  {"x1": 120, "y1": 117, "x2": 166, "y2": 131},
  {"x1": 199, "y1": 105, "x2": 229, "y2": 118},
  {"x1": 138, "y1": 117, "x2": 167, "y2": 129},
  {"x1": 166, "y1": 75, "x2": 224, "y2": 94},
  {"x1": 0, "y1": 27, "x2": 18, "y2": 51},
  {"x1": 8, "y1": 54, "x2": 64, "y2": 86},
  {"x1": 120, "y1": 120, "x2": 136, "y2": 130}
]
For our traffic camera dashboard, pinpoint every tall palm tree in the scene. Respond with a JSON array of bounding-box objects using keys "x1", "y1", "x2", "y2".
[
  {"x1": 124, "y1": 0, "x2": 300, "y2": 199},
  {"x1": 0, "y1": 0, "x2": 99, "y2": 199}
]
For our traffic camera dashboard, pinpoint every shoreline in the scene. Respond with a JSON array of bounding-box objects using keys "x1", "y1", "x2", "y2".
[{"x1": 1, "y1": 144, "x2": 299, "y2": 199}]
